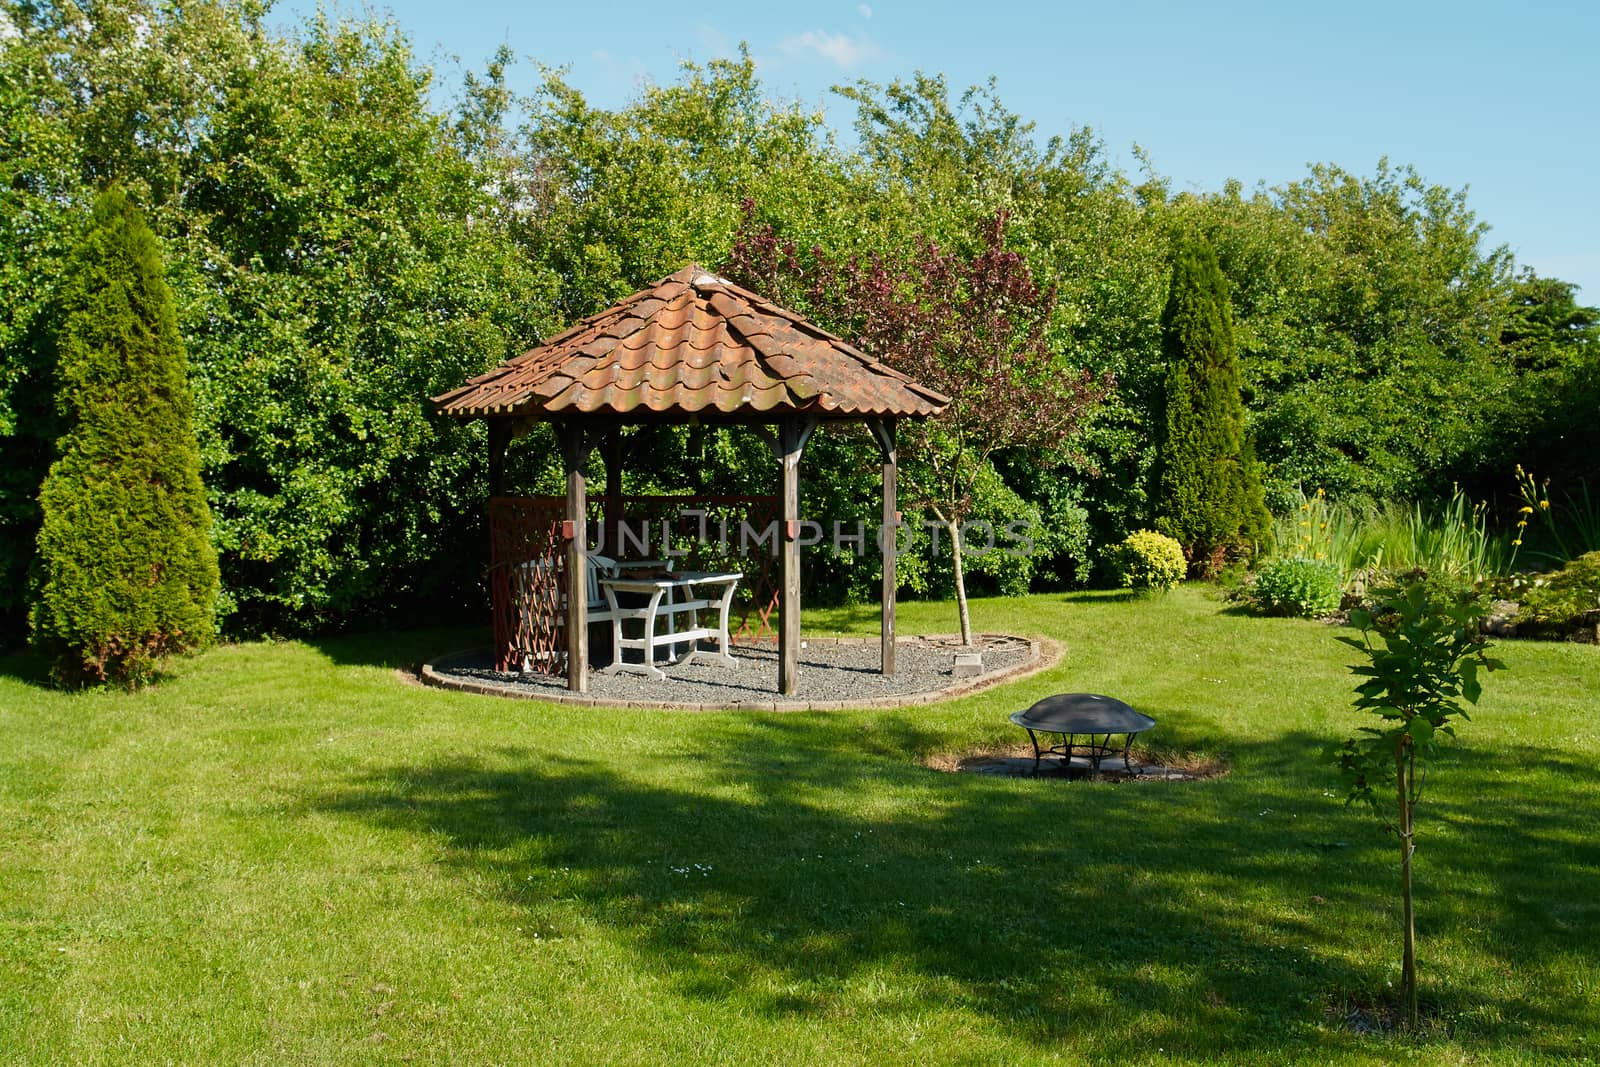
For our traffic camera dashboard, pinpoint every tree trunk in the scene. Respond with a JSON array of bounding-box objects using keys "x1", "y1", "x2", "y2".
[
  {"x1": 1396, "y1": 737, "x2": 1418, "y2": 1029},
  {"x1": 949, "y1": 517, "x2": 973, "y2": 646}
]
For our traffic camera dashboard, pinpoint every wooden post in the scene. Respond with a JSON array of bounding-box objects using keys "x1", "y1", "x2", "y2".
[
  {"x1": 603, "y1": 428, "x2": 624, "y2": 558},
  {"x1": 777, "y1": 417, "x2": 816, "y2": 696},
  {"x1": 560, "y1": 424, "x2": 588, "y2": 693},
  {"x1": 867, "y1": 418, "x2": 897, "y2": 675},
  {"x1": 487, "y1": 419, "x2": 511, "y2": 499}
]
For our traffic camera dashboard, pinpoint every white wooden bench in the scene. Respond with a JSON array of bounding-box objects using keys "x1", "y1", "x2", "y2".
[{"x1": 598, "y1": 571, "x2": 742, "y2": 680}]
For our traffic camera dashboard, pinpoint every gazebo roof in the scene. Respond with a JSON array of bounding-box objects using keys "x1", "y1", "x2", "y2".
[{"x1": 431, "y1": 265, "x2": 948, "y2": 422}]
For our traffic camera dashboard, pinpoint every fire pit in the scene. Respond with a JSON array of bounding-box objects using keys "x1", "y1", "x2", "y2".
[{"x1": 1009, "y1": 693, "x2": 1157, "y2": 777}]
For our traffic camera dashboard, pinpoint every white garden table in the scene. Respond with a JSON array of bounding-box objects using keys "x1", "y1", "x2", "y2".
[{"x1": 598, "y1": 570, "x2": 742, "y2": 680}]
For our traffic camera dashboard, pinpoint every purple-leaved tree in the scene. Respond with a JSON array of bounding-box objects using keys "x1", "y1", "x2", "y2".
[{"x1": 728, "y1": 205, "x2": 1111, "y2": 644}]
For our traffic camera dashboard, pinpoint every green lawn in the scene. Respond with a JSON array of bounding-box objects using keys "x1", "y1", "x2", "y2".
[{"x1": 2, "y1": 587, "x2": 1596, "y2": 1065}]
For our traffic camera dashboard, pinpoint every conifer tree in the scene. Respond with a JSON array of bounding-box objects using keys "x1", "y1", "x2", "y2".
[
  {"x1": 30, "y1": 188, "x2": 218, "y2": 686},
  {"x1": 1153, "y1": 234, "x2": 1269, "y2": 569}
]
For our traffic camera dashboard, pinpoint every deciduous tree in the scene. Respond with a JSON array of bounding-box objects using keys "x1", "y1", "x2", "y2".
[
  {"x1": 1, "y1": 2, "x2": 554, "y2": 636},
  {"x1": 1243, "y1": 161, "x2": 1517, "y2": 504},
  {"x1": 729, "y1": 207, "x2": 1110, "y2": 643}
]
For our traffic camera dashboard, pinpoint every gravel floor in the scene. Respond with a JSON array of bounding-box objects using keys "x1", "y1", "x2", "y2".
[{"x1": 426, "y1": 634, "x2": 1039, "y2": 708}]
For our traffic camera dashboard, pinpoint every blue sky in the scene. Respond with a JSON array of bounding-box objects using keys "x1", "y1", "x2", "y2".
[{"x1": 280, "y1": 0, "x2": 1599, "y2": 300}]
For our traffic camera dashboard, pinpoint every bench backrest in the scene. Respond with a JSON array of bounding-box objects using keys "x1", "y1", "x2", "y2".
[
  {"x1": 515, "y1": 552, "x2": 669, "y2": 621},
  {"x1": 586, "y1": 554, "x2": 619, "y2": 608}
]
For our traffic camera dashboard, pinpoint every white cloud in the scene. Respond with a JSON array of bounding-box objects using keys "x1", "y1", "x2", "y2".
[
  {"x1": 779, "y1": 30, "x2": 881, "y2": 68},
  {"x1": 857, "y1": 3, "x2": 873, "y2": 18}
]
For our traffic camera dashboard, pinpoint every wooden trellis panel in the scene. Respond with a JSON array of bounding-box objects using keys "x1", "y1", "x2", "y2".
[{"x1": 488, "y1": 496, "x2": 567, "y2": 674}]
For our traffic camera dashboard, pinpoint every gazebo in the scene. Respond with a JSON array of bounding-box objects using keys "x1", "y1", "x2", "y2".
[{"x1": 431, "y1": 265, "x2": 948, "y2": 696}]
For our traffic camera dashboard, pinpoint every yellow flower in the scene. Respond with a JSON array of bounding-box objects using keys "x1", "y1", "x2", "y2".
[
  {"x1": 1512, "y1": 538, "x2": 1523, "y2": 546},
  {"x1": 1519, "y1": 506, "x2": 1533, "y2": 514},
  {"x1": 1541, "y1": 500, "x2": 1551, "y2": 510}
]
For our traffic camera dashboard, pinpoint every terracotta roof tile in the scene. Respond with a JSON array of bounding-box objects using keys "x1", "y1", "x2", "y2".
[{"x1": 432, "y1": 264, "x2": 949, "y2": 422}]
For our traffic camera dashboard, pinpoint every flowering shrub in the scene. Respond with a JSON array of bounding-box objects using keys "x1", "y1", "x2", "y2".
[
  {"x1": 1286, "y1": 487, "x2": 1334, "y2": 559},
  {"x1": 1109, "y1": 530, "x2": 1187, "y2": 593},
  {"x1": 1272, "y1": 486, "x2": 1505, "y2": 583},
  {"x1": 1251, "y1": 556, "x2": 1343, "y2": 618}
]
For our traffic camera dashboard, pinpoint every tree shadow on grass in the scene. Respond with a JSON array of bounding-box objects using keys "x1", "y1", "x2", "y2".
[
  {"x1": 0, "y1": 647, "x2": 53, "y2": 688},
  {"x1": 1059, "y1": 589, "x2": 1146, "y2": 605},
  {"x1": 305, "y1": 625, "x2": 489, "y2": 671},
  {"x1": 2, "y1": 627, "x2": 485, "y2": 686},
  {"x1": 303, "y1": 713, "x2": 1598, "y2": 1058},
  {"x1": 1416, "y1": 747, "x2": 1600, "y2": 1055}
]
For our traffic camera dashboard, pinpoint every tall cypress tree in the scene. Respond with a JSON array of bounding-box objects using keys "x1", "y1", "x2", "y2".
[
  {"x1": 30, "y1": 187, "x2": 219, "y2": 686},
  {"x1": 1153, "y1": 234, "x2": 1268, "y2": 568}
]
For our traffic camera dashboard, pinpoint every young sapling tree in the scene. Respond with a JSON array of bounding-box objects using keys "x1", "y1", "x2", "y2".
[{"x1": 1330, "y1": 571, "x2": 1503, "y2": 1029}]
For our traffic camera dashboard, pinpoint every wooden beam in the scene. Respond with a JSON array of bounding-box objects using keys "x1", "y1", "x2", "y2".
[
  {"x1": 746, "y1": 423, "x2": 779, "y2": 460},
  {"x1": 867, "y1": 418, "x2": 897, "y2": 675},
  {"x1": 487, "y1": 419, "x2": 512, "y2": 498},
  {"x1": 777, "y1": 417, "x2": 816, "y2": 695},
  {"x1": 560, "y1": 424, "x2": 588, "y2": 693}
]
